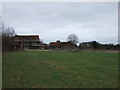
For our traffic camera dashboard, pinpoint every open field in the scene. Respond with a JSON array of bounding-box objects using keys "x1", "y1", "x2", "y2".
[{"x1": 2, "y1": 51, "x2": 118, "y2": 88}]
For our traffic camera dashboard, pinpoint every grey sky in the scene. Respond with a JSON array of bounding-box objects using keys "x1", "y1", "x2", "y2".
[{"x1": 2, "y1": 2, "x2": 118, "y2": 44}]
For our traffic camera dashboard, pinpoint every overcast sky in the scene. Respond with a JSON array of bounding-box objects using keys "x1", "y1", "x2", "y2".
[{"x1": 2, "y1": 2, "x2": 118, "y2": 44}]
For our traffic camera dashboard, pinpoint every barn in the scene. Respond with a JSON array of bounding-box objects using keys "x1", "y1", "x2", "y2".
[
  {"x1": 49, "y1": 40, "x2": 76, "y2": 49},
  {"x1": 14, "y1": 35, "x2": 40, "y2": 50}
]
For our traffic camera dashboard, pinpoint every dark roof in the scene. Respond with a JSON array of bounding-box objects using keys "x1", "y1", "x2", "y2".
[
  {"x1": 14, "y1": 35, "x2": 40, "y2": 41},
  {"x1": 49, "y1": 41, "x2": 74, "y2": 47}
]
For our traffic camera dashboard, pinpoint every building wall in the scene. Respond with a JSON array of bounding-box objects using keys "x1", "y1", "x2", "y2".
[{"x1": 14, "y1": 36, "x2": 40, "y2": 50}]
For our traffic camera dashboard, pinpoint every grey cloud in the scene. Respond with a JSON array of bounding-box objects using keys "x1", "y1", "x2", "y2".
[{"x1": 2, "y1": 2, "x2": 118, "y2": 44}]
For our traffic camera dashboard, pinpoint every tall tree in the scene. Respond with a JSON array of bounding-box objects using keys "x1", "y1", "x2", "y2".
[
  {"x1": 67, "y1": 34, "x2": 78, "y2": 44},
  {"x1": 0, "y1": 22, "x2": 16, "y2": 52},
  {"x1": 91, "y1": 41, "x2": 99, "y2": 49}
]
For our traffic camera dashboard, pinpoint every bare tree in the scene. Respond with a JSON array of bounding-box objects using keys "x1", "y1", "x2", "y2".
[
  {"x1": 0, "y1": 22, "x2": 16, "y2": 52},
  {"x1": 1, "y1": 25, "x2": 16, "y2": 37},
  {"x1": 67, "y1": 34, "x2": 79, "y2": 44}
]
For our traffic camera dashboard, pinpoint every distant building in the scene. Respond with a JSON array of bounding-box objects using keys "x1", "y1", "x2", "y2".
[
  {"x1": 49, "y1": 40, "x2": 76, "y2": 49},
  {"x1": 14, "y1": 35, "x2": 40, "y2": 50},
  {"x1": 79, "y1": 41, "x2": 93, "y2": 49},
  {"x1": 79, "y1": 41, "x2": 119, "y2": 50}
]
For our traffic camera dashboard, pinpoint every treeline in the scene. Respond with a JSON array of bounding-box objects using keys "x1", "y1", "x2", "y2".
[
  {"x1": 0, "y1": 23, "x2": 16, "y2": 52},
  {"x1": 79, "y1": 41, "x2": 120, "y2": 50}
]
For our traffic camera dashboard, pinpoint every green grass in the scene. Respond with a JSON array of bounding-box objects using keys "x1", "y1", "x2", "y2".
[{"x1": 2, "y1": 51, "x2": 118, "y2": 88}]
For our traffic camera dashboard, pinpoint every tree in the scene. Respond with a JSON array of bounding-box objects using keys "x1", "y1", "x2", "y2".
[
  {"x1": 67, "y1": 34, "x2": 78, "y2": 44},
  {"x1": 0, "y1": 22, "x2": 16, "y2": 52},
  {"x1": 91, "y1": 41, "x2": 99, "y2": 49},
  {"x1": 1, "y1": 25, "x2": 16, "y2": 37}
]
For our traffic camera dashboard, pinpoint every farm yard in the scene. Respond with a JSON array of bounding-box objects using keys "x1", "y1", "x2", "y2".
[{"x1": 2, "y1": 51, "x2": 118, "y2": 88}]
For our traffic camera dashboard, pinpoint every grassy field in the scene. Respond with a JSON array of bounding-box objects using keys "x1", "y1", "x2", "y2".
[{"x1": 2, "y1": 51, "x2": 118, "y2": 88}]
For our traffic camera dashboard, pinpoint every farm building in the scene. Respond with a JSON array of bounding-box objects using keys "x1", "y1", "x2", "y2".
[
  {"x1": 49, "y1": 40, "x2": 76, "y2": 49},
  {"x1": 79, "y1": 41, "x2": 118, "y2": 49},
  {"x1": 79, "y1": 41, "x2": 93, "y2": 49},
  {"x1": 14, "y1": 35, "x2": 40, "y2": 50}
]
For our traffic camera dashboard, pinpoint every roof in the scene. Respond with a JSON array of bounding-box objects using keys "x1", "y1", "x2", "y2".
[
  {"x1": 14, "y1": 35, "x2": 40, "y2": 41},
  {"x1": 49, "y1": 41, "x2": 74, "y2": 47}
]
